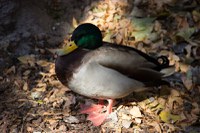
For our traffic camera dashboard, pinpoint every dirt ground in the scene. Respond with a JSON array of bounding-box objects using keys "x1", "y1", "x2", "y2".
[{"x1": 0, "y1": 0, "x2": 200, "y2": 132}]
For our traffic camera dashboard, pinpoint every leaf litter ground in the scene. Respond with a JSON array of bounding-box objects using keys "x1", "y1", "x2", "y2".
[{"x1": 0, "y1": 0, "x2": 200, "y2": 132}]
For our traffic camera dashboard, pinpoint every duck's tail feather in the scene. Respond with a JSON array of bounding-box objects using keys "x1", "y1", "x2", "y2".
[{"x1": 157, "y1": 56, "x2": 170, "y2": 68}]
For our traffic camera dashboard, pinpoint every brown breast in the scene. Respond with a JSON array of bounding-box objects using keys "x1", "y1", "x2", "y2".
[{"x1": 55, "y1": 48, "x2": 88, "y2": 87}]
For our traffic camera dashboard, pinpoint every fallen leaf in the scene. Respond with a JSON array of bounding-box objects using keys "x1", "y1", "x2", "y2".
[
  {"x1": 36, "y1": 60, "x2": 50, "y2": 67},
  {"x1": 23, "y1": 70, "x2": 31, "y2": 76},
  {"x1": 103, "y1": 32, "x2": 112, "y2": 42},
  {"x1": 130, "y1": 17, "x2": 157, "y2": 41},
  {"x1": 130, "y1": 106, "x2": 142, "y2": 118},
  {"x1": 179, "y1": 63, "x2": 189, "y2": 73},
  {"x1": 72, "y1": 17, "x2": 78, "y2": 28},
  {"x1": 181, "y1": 69, "x2": 193, "y2": 90},
  {"x1": 170, "y1": 89, "x2": 180, "y2": 97},
  {"x1": 18, "y1": 55, "x2": 35, "y2": 66},
  {"x1": 37, "y1": 100, "x2": 43, "y2": 105},
  {"x1": 192, "y1": 10, "x2": 200, "y2": 22},
  {"x1": 135, "y1": 118, "x2": 142, "y2": 124},
  {"x1": 5, "y1": 66, "x2": 16, "y2": 74},
  {"x1": 23, "y1": 82, "x2": 28, "y2": 91},
  {"x1": 121, "y1": 113, "x2": 131, "y2": 120},
  {"x1": 159, "y1": 110, "x2": 181, "y2": 123},
  {"x1": 58, "y1": 125, "x2": 67, "y2": 131},
  {"x1": 176, "y1": 27, "x2": 196, "y2": 41},
  {"x1": 148, "y1": 121, "x2": 162, "y2": 132},
  {"x1": 63, "y1": 116, "x2": 80, "y2": 124},
  {"x1": 122, "y1": 120, "x2": 132, "y2": 129}
]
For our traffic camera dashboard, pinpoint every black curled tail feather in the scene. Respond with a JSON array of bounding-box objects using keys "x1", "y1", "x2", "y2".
[{"x1": 157, "y1": 56, "x2": 170, "y2": 69}]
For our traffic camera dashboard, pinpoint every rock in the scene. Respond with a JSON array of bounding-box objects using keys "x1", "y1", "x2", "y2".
[
  {"x1": 107, "y1": 111, "x2": 118, "y2": 123},
  {"x1": 64, "y1": 116, "x2": 80, "y2": 124},
  {"x1": 148, "y1": 97, "x2": 155, "y2": 102},
  {"x1": 37, "y1": 32, "x2": 47, "y2": 40},
  {"x1": 22, "y1": 31, "x2": 31, "y2": 38},
  {"x1": 0, "y1": 40, "x2": 9, "y2": 50},
  {"x1": 47, "y1": 37, "x2": 62, "y2": 46},
  {"x1": 0, "y1": 0, "x2": 19, "y2": 26},
  {"x1": 31, "y1": 91, "x2": 42, "y2": 99}
]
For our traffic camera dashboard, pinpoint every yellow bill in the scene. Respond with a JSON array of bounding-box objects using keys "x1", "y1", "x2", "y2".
[{"x1": 56, "y1": 41, "x2": 78, "y2": 56}]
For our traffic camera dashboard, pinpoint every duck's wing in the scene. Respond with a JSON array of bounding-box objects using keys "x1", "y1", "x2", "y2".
[{"x1": 85, "y1": 44, "x2": 168, "y2": 84}]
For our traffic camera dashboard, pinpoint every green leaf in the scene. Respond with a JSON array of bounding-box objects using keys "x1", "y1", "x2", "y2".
[
  {"x1": 131, "y1": 17, "x2": 155, "y2": 31},
  {"x1": 131, "y1": 17, "x2": 156, "y2": 41}
]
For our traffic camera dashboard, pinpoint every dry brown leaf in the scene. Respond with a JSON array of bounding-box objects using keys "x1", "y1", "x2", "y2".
[
  {"x1": 168, "y1": 93, "x2": 183, "y2": 110},
  {"x1": 115, "y1": 33, "x2": 123, "y2": 44},
  {"x1": 26, "y1": 127, "x2": 33, "y2": 132},
  {"x1": 18, "y1": 55, "x2": 35, "y2": 66},
  {"x1": 176, "y1": 16, "x2": 189, "y2": 29},
  {"x1": 23, "y1": 82, "x2": 28, "y2": 91},
  {"x1": 5, "y1": 66, "x2": 16, "y2": 74},
  {"x1": 158, "y1": 98, "x2": 167, "y2": 106},
  {"x1": 191, "y1": 102, "x2": 199, "y2": 115},
  {"x1": 121, "y1": 113, "x2": 131, "y2": 120},
  {"x1": 135, "y1": 118, "x2": 142, "y2": 124},
  {"x1": 23, "y1": 70, "x2": 31, "y2": 76},
  {"x1": 93, "y1": 12, "x2": 106, "y2": 18},
  {"x1": 58, "y1": 125, "x2": 67, "y2": 131},
  {"x1": 148, "y1": 121, "x2": 162, "y2": 132},
  {"x1": 170, "y1": 89, "x2": 180, "y2": 97},
  {"x1": 130, "y1": 106, "x2": 142, "y2": 118},
  {"x1": 106, "y1": 14, "x2": 113, "y2": 22},
  {"x1": 103, "y1": 32, "x2": 112, "y2": 42},
  {"x1": 179, "y1": 63, "x2": 189, "y2": 73},
  {"x1": 36, "y1": 60, "x2": 50, "y2": 67},
  {"x1": 181, "y1": 75, "x2": 193, "y2": 90},
  {"x1": 122, "y1": 120, "x2": 132, "y2": 129}
]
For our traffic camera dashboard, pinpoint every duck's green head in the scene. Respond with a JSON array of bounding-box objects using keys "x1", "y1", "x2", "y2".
[
  {"x1": 71, "y1": 23, "x2": 103, "y2": 49},
  {"x1": 57, "y1": 23, "x2": 102, "y2": 56}
]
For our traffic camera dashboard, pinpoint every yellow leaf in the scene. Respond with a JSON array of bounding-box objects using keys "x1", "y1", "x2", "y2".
[
  {"x1": 37, "y1": 100, "x2": 43, "y2": 105},
  {"x1": 159, "y1": 110, "x2": 181, "y2": 123}
]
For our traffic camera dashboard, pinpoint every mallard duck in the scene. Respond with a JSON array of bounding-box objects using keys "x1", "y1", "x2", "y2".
[{"x1": 55, "y1": 23, "x2": 171, "y2": 126}]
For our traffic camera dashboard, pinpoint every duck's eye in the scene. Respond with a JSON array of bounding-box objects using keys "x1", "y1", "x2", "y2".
[{"x1": 69, "y1": 44, "x2": 72, "y2": 47}]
